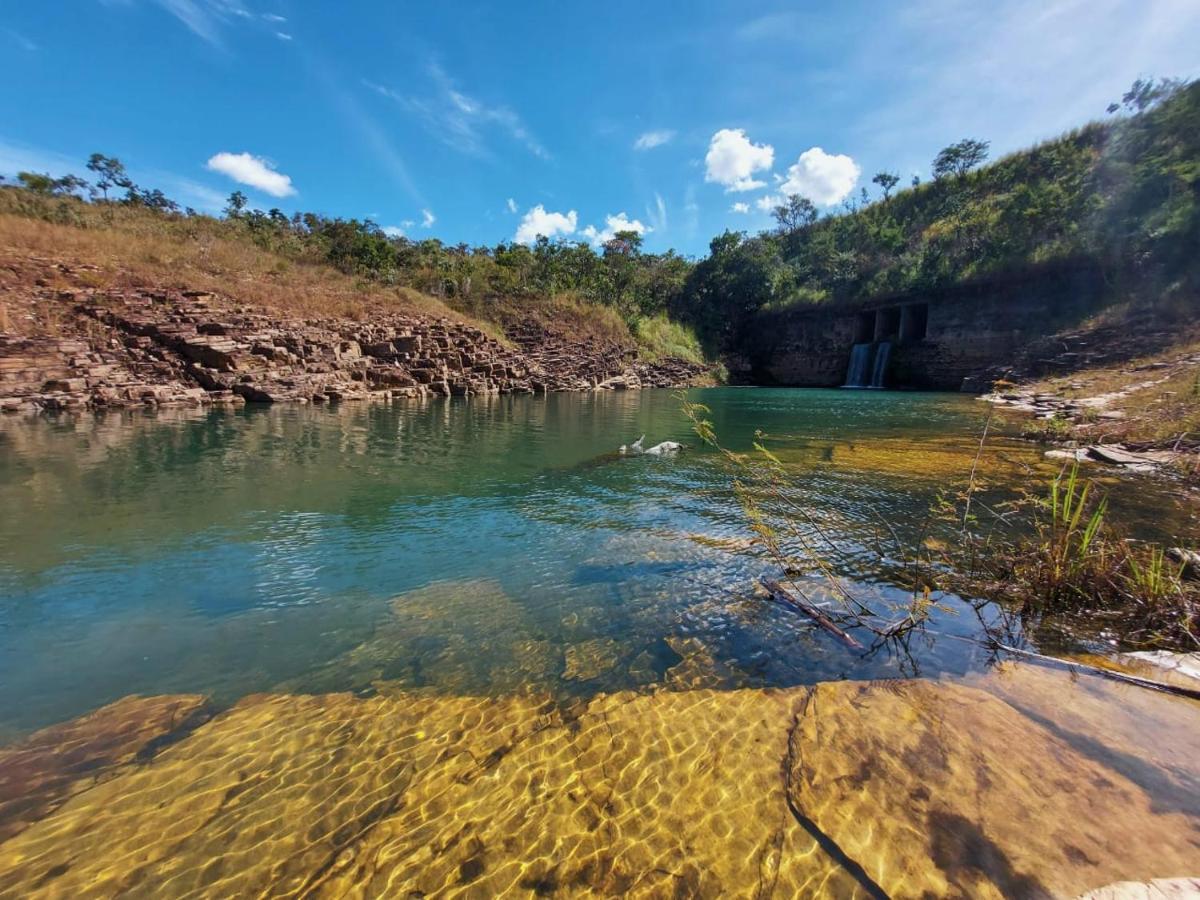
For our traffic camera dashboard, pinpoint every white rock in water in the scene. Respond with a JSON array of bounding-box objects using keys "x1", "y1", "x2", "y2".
[
  {"x1": 1044, "y1": 449, "x2": 1089, "y2": 461},
  {"x1": 644, "y1": 441, "x2": 683, "y2": 456}
]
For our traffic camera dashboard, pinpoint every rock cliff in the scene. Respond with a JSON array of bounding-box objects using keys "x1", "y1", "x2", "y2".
[{"x1": 0, "y1": 257, "x2": 709, "y2": 415}]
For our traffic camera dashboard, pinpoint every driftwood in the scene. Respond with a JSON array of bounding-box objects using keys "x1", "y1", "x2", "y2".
[{"x1": 760, "y1": 577, "x2": 863, "y2": 650}]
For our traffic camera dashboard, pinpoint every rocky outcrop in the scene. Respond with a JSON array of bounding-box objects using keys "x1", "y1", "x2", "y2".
[{"x1": 0, "y1": 286, "x2": 709, "y2": 415}]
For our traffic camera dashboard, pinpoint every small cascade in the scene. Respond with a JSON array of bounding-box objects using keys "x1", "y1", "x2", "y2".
[
  {"x1": 870, "y1": 340, "x2": 892, "y2": 388},
  {"x1": 843, "y1": 343, "x2": 874, "y2": 388}
]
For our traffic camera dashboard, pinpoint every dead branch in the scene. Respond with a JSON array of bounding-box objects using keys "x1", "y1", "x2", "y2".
[{"x1": 760, "y1": 577, "x2": 864, "y2": 650}]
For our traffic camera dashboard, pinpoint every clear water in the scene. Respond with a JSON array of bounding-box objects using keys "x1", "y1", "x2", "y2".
[{"x1": 0, "y1": 387, "x2": 1190, "y2": 737}]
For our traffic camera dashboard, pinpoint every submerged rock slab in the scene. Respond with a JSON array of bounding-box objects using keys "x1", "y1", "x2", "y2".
[
  {"x1": 0, "y1": 664, "x2": 1196, "y2": 897},
  {"x1": 0, "y1": 693, "x2": 210, "y2": 843},
  {"x1": 787, "y1": 676, "x2": 1200, "y2": 899}
]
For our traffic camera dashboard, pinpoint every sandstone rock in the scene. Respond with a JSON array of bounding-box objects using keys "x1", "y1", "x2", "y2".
[{"x1": 0, "y1": 694, "x2": 210, "y2": 843}]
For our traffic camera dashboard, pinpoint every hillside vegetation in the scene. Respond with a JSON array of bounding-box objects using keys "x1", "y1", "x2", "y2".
[
  {"x1": 0, "y1": 169, "x2": 704, "y2": 363},
  {"x1": 673, "y1": 78, "x2": 1199, "y2": 348}
]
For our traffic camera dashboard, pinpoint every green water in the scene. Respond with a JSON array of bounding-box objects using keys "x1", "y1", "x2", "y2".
[{"x1": 0, "y1": 388, "x2": 1190, "y2": 736}]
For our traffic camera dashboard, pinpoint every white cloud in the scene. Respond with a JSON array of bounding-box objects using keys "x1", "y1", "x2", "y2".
[
  {"x1": 779, "y1": 147, "x2": 860, "y2": 206},
  {"x1": 261, "y1": 12, "x2": 286, "y2": 22},
  {"x1": 369, "y1": 63, "x2": 549, "y2": 160},
  {"x1": 205, "y1": 151, "x2": 296, "y2": 197},
  {"x1": 755, "y1": 194, "x2": 780, "y2": 212},
  {"x1": 420, "y1": 208, "x2": 435, "y2": 228},
  {"x1": 506, "y1": 197, "x2": 518, "y2": 214},
  {"x1": 580, "y1": 212, "x2": 651, "y2": 247},
  {"x1": 704, "y1": 128, "x2": 774, "y2": 192},
  {"x1": 633, "y1": 129, "x2": 675, "y2": 150},
  {"x1": 382, "y1": 225, "x2": 404, "y2": 238},
  {"x1": 730, "y1": 202, "x2": 751, "y2": 214},
  {"x1": 401, "y1": 219, "x2": 415, "y2": 229},
  {"x1": 514, "y1": 205, "x2": 578, "y2": 244},
  {"x1": 274, "y1": 31, "x2": 292, "y2": 41}
]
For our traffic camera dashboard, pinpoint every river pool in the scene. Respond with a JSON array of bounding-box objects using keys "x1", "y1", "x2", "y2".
[{"x1": 1, "y1": 388, "x2": 1197, "y2": 897}]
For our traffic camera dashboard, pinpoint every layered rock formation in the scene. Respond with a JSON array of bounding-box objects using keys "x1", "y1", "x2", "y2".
[
  {"x1": 0, "y1": 267, "x2": 708, "y2": 415},
  {"x1": 0, "y1": 661, "x2": 1197, "y2": 897}
]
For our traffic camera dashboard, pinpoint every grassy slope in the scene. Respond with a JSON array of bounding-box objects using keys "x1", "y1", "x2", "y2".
[{"x1": 0, "y1": 191, "x2": 706, "y2": 363}]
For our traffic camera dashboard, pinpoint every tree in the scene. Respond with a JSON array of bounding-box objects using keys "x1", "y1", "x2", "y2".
[
  {"x1": 872, "y1": 171, "x2": 900, "y2": 200},
  {"x1": 772, "y1": 194, "x2": 818, "y2": 233},
  {"x1": 85, "y1": 153, "x2": 130, "y2": 200},
  {"x1": 16, "y1": 172, "x2": 89, "y2": 196},
  {"x1": 1107, "y1": 76, "x2": 1184, "y2": 114},
  {"x1": 224, "y1": 191, "x2": 248, "y2": 218},
  {"x1": 138, "y1": 188, "x2": 180, "y2": 213},
  {"x1": 932, "y1": 139, "x2": 990, "y2": 179}
]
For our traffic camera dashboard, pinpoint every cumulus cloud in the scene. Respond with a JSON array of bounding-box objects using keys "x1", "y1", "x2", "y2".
[
  {"x1": 704, "y1": 128, "x2": 774, "y2": 192},
  {"x1": 420, "y1": 208, "x2": 435, "y2": 228},
  {"x1": 633, "y1": 129, "x2": 675, "y2": 150},
  {"x1": 778, "y1": 147, "x2": 860, "y2": 206},
  {"x1": 580, "y1": 212, "x2": 651, "y2": 247},
  {"x1": 382, "y1": 225, "x2": 404, "y2": 238},
  {"x1": 754, "y1": 194, "x2": 779, "y2": 212},
  {"x1": 514, "y1": 205, "x2": 578, "y2": 244},
  {"x1": 730, "y1": 201, "x2": 750, "y2": 214},
  {"x1": 506, "y1": 197, "x2": 518, "y2": 214},
  {"x1": 205, "y1": 151, "x2": 296, "y2": 197}
]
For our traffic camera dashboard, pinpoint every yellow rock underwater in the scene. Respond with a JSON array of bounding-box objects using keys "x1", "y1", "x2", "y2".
[{"x1": 0, "y1": 662, "x2": 1196, "y2": 898}]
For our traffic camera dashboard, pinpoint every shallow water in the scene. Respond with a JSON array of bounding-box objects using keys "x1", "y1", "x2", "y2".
[
  {"x1": 2, "y1": 388, "x2": 1199, "y2": 896},
  {"x1": 2, "y1": 387, "x2": 1193, "y2": 737}
]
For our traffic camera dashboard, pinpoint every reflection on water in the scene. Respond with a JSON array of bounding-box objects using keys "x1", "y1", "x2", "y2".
[
  {"x1": 1, "y1": 389, "x2": 1194, "y2": 734},
  {"x1": 1, "y1": 389, "x2": 1198, "y2": 895}
]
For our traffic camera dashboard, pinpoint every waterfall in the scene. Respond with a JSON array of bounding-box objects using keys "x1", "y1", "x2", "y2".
[
  {"x1": 843, "y1": 343, "x2": 874, "y2": 388},
  {"x1": 870, "y1": 340, "x2": 892, "y2": 388}
]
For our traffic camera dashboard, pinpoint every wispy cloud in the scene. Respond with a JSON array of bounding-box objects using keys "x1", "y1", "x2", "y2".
[
  {"x1": 420, "y1": 208, "x2": 436, "y2": 228},
  {"x1": 6, "y1": 29, "x2": 38, "y2": 52},
  {"x1": 154, "y1": 0, "x2": 224, "y2": 45},
  {"x1": 646, "y1": 193, "x2": 667, "y2": 232},
  {"x1": 0, "y1": 139, "x2": 80, "y2": 179},
  {"x1": 506, "y1": 197, "x2": 518, "y2": 214},
  {"x1": 110, "y1": 1, "x2": 291, "y2": 49},
  {"x1": 633, "y1": 130, "x2": 675, "y2": 151},
  {"x1": 367, "y1": 62, "x2": 549, "y2": 161}
]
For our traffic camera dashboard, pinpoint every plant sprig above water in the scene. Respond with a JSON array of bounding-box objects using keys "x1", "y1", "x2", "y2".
[{"x1": 682, "y1": 393, "x2": 1199, "y2": 653}]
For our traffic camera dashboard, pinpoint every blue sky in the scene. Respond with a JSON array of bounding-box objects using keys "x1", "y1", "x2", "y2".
[{"x1": 3, "y1": 0, "x2": 1198, "y2": 256}]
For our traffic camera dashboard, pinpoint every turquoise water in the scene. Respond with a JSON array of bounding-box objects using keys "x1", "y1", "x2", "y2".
[{"x1": 0, "y1": 388, "x2": 1188, "y2": 736}]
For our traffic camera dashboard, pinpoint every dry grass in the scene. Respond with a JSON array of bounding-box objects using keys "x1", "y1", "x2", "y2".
[
  {"x1": 0, "y1": 208, "x2": 472, "y2": 327},
  {"x1": 1029, "y1": 340, "x2": 1200, "y2": 448}
]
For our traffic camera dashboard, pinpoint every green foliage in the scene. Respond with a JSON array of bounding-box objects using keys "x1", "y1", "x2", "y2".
[
  {"x1": 674, "y1": 79, "x2": 1199, "y2": 350},
  {"x1": 932, "y1": 138, "x2": 990, "y2": 179},
  {"x1": 633, "y1": 314, "x2": 704, "y2": 363}
]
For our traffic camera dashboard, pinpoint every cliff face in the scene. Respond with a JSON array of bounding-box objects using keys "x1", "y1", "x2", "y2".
[
  {"x1": 0, "y1": 257, "x2": 708, "y2": 416},
  {"x1": 733, "y1": 262, "x2": 1112, "y2": 391}
]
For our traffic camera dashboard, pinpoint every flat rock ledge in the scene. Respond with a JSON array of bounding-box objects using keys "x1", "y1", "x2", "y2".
[
  {"x1": 0, "y1": 286, "x2": 709, "y2": 416},
  {"x1": 0, "y1": 661, "x2": 1197, "y2": 897}
]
